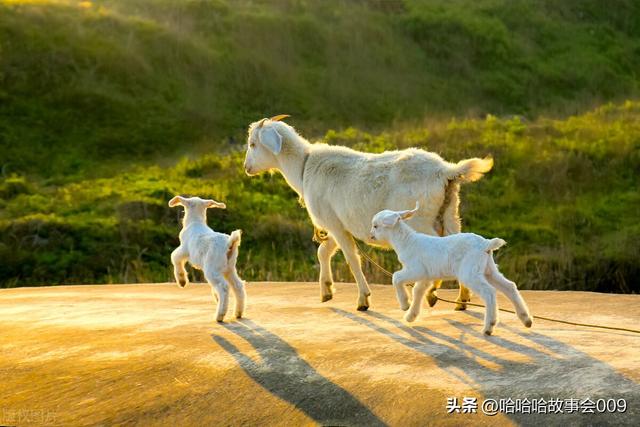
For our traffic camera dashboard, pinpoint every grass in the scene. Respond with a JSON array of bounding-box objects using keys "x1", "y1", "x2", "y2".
[
  {"x1": 1, "y1": 0, "x2": 640, "y2": 177},
  {"x1": 0, "y1": 1, "x2": 638, "y2": 291},
  {"x1": 1, "y1": 102, "x2": 638, "y2": 292}
]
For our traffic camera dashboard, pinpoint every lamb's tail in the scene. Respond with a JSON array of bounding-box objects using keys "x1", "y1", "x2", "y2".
[
  {"x1": 226, "y1": 230, "x2": 242, "y2": 265},
  {"x1": 485, "y1": 238, "x2": 507, "y2": 253},
  {"x1": 447, "y1": 156, "x2": 494, "y2": 183}
]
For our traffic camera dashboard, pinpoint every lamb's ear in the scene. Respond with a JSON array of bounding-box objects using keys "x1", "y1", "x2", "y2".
[
  {"x1": 381, "y1": 213, "x2": 400, "y2": 227},
  {"x1": 259, "y1": 126, "x2": 283, "y2": 155},
  {"x1": 206, "y1": 200, "x2": 226, "y2": 209},
  {"x1": 399, "y1": 201, "x2": 420, "y2": 220},
  {"x1": 168, "y1": 196, "x2": 184, "y2": 207}
]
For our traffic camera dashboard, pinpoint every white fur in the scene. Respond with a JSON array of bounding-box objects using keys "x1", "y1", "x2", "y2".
[
  {"x1": 169, "y1": 196, "x2": 246, "y2": 322},
  {"x1": 244, "y1": 118, "x2": 493, "y2": 311},
  {"x1": 370, "y1": 203, "x2": 533, "y2": 335}
]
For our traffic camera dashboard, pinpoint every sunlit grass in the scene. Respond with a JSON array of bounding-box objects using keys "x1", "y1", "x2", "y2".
[{"x1": 1, "y1": 102, "x2": 638, "y2": 291}]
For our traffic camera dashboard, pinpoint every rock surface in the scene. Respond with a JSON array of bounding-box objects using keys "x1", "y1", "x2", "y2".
[{"x1": 1, "y1": 283, "x2": 639, "y2": 426}]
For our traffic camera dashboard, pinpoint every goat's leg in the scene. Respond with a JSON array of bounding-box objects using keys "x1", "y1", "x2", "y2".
[
  {"x1": 442, "y1": 213, "x2": 473, "y2": 311},
  {"x1": 425, "y1": 280, "x2": 442, "y2": 307},
  {"x1": 331, "y1": 230, "x2": 371, "y2": 311},
  {"x1": 463, "y1": 277, "x2": 498, "y2": 335},
  {"x1": 206, "y1": 271, "x2": 230, "y2": 322},
  {"x1": 225, "y1": 269, "x2": 246, "y2": 319},
  {"x1": 486, "y1": 258, "x2": 532, "y2": 327},
  {"x1": 425, "y1": 280, "x2": 471, "y2": 309},
  {"x1": 171, "y1": 246, "x2": 189, "y2": 288},
  {"x1": 405, "y1": 280, "x2": 431, "y2": 322},
  {"x1": 392, "y1": 269, "x2": 414, "y2": 311},
  {"x1": 317, "y1": 235, "x2": 338, "y2": 302},
  {"x1": 455, "y1": 284, "x2": 473, "y2": 311}
]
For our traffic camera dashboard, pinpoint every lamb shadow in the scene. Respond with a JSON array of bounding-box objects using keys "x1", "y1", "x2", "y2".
[
  {"x1": 212, "y1": 319, "x2": 386, "y2": 427},
  {"x1": 332, "y1": 308, "x2": 640, "y2": 425}
]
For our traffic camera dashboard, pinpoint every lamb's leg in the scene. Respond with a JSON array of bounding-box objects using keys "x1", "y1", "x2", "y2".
[
  {"x1": 486, "y1": 257, "x2": 532, "y2": 327},
  {"x1": 405, "y1": 280, "x2": 431, "y2": 323},
  {"x1": 317, "y1": 235, "x2": 338, "y2": 302},
  {"x1": 171, "y1": 246, "x2": 189, "y2": 287},
  {"x1": 206, "y1": 271, "x2": 229, "y2": 322},
  {"x1": 464, "y1": 277, "x2": 498, "y2": 335},
  {"x1": 331, "y1": 230, "x2": 371, "y2": 311},
  {"x1": 226, "y1": 269, "x2": 246, "y2": 319},
  {"x1": 392, "y1": 269, "x2": 414, "y2": 311}
]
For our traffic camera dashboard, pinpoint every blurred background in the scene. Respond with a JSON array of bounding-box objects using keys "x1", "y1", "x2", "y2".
[{"x1": 0, "y1": 0, "x2": 638, "y2": 292}]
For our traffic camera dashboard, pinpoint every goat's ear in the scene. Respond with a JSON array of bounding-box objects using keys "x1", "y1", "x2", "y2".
[
  {"x1": 259, "y1": 126, "x2": 283, "y2": 155},
  {"x1": 399, "y1": 201, "x2": 420, "y2": 220},
  {"x1": 206, "y1": 199, "x2": 226, "y2": 209},
  {"x1": 168, "y1": 196, "x2": 184, "y2": 207},
  {"x1": 381, "y1": 213, "x2": 400, "y2": 227}
]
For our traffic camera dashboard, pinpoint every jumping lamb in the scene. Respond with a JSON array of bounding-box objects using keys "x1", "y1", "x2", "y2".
[
  {"x1": 370, "y1": 202, "x2": 533, "y2": 335},
  {"x1": 243, "y1": 115, "x2": 493, "y2": 311},
  {"x1": 169, "y1": 196, "x2": 246, "y2": 322}
]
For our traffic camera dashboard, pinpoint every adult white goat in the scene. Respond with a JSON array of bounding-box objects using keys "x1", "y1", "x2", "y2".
[{"x1": 244, "y1": 115, "x2": 493, "y2": 311}]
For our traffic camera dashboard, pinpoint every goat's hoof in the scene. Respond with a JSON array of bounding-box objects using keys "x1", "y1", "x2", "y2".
[
  {"x1": 524, "y1": 318, "x2": 533, "y2": 328},
  {"x1": 357, "y1": 304, "x2": 369, "y2": 312},
  {"x1": 216, "y1": 316, "x2": 224, "y2": 323},
  {"x1": 404, "y1": 312, "x2": 418, "y2": 322},
  {"x1": 454, "y1": 302, "x2": 467, "y2": 311},
  {"x1": 400, "y1": 302, "x2": 410, "y2": 311},
  {"x1": 235, "y1": 312, "x2": 243, "y2": 319},
  {"x1": 426, "y1": 292, "x2": 438, "y2": 307},
  {"x1": 178, "y1": 280, "x2": 187, "y2": 288},
  {"x1": 321, "y1": 294, "x2": 333, "y2": 303}
]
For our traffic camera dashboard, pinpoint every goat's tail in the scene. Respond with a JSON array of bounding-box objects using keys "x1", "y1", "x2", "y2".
[
  {"x1": 447, "y1": 156, "x2": 494, "y2": 183},
  {"x1": 226, "y1": 230, "x2": 242, "y2": 265},
  {"x1": 485, "y1": 238, "x2": 507, "y2": 253}
]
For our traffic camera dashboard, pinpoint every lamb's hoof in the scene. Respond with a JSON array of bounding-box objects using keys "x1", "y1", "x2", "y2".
[
  {"x1": 454, "y1": 302, "x2": 467, "y2": 311},
  {"x1": 178, "y1": 280, "x2": 187, "y2": 288},
  {"x1": 321, "y1": 294, "x2": 333, "y2": 303},
  {"x1": 426, "y1": 292, "x2": 438, "y2": 307},
  {"x1": 235, "y1": 312, "x2": 243, "y2": 319},
  {"x1": 404, "y1": 312, "x2": 418, "y2": 322},
  {"x1": 483, "y1": 329, "x2": 493, "y2": 336},
  {"x1": 400, "y1": 302, "x2": 410, "y2": 311},
  {"x1": 216, "y1": 316, "x2": 224, "y2": 323},
  {"x1": 525, "y1": 318, "x2": 533, "y2": 328},
  {"x1": 357, "y1": 305, "x2": 369, "y2": 312}
]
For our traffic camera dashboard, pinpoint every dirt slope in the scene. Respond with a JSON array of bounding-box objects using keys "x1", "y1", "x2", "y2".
[{"x1": 1, "y1": 283, "x2": 639, "y2": 426}]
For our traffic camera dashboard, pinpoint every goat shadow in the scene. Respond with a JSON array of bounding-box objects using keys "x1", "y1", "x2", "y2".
[
  {"x1": 332, "y1": 307, "x2": 640, "y2": 426},
  {"x1": 212, "y1": 319, "x2": 387, "y2": 427}
]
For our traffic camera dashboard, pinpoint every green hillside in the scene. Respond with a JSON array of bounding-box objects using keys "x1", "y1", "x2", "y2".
[
  {"x1": 2, "y1": 0, "x2": 640, "y2": 176},
  {"x1": 1, "y1": 102, "x2": 638, "y2": 292},
  {"x1": 0, "y1": 0, "x2": 639, "y2": 292}
]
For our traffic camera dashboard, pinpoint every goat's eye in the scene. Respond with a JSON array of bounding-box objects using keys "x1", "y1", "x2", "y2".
[{"x1": 373, "y1": 225, "x2": 378, "y2": 229}]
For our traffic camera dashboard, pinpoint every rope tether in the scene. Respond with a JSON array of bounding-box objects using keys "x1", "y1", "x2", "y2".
[{"x1": 354, "y1": 240, "x2": 640, "y2": 335}]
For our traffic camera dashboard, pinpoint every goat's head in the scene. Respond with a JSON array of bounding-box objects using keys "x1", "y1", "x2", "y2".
[
  {"x1": 168, "y1": 196, "x2": 226, "y2": 224},
  {"x1": 244, "y1": 115, "x2": 290, "y2": 175},
  {"x1": 370, "y1": 201, "x2": 420, "y2": 243}
]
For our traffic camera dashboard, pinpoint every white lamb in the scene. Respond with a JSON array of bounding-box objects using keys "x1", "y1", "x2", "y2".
[
  {"x1": 168, "y1": 196, "x2": 246, "y2": 322},
  {"x1": 244, "y1": 115, "x2": 493, "y2": 311},
  {"x1": 370, "y1": 202, "x2": 532, "y2": 335}
]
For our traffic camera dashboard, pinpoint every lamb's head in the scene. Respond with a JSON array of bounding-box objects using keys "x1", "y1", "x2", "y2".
[
  {"x1": 244, "y1": 114, "x2": 290, "y2": 175},
  {"x1": 168, "y1": 196, "x2": 226, "y2": 225},
  {"x1": 370, "y1": 202, "x2": 420, "y2": 244}
]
